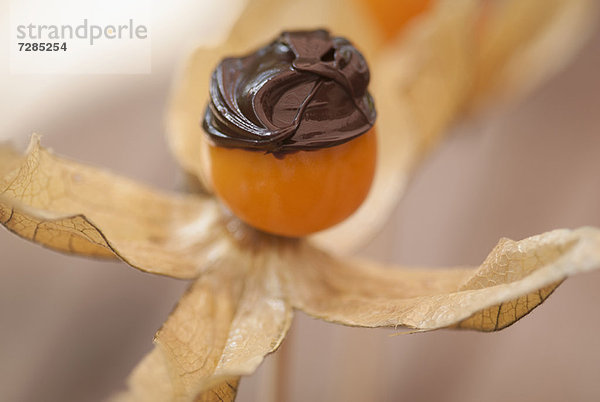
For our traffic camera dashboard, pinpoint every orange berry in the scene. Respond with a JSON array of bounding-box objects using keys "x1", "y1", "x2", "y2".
[
  {"x1": 209, "y1": 128, "x2": 377, "y2": 237},
  {"x1": 363, "y1": 0, "x2": 432, "y2": 40},
  {"x1": 203, "y1": 30, "x2": 377, "y2": 237}
]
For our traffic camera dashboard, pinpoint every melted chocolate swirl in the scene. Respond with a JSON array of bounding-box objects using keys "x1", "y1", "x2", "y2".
[{"x1": 202, "y1": 29, "x2": 376, "y2": 153}]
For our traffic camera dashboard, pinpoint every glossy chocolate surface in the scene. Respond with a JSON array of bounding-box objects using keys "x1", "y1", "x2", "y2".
[{"x1": 202, "y1": 29, "x2": 376, "y2": 153}]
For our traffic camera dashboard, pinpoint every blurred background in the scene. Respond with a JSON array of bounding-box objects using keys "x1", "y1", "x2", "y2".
[{"x1": 1, "y1": 0, "x2": 599, "y2": 401}]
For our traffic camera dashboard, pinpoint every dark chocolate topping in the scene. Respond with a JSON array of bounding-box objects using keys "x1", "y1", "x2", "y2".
[{"x1": 202, "y1": 29, "x2": 376, "y2": 153}]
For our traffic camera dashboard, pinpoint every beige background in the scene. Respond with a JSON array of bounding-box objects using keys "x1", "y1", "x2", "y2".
[{"x1": 1, "y1": 6, "x2": 600, "y2": 402}]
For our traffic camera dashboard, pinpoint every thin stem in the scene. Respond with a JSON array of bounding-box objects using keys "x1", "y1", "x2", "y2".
[{"x1": 274, "y1": 325, "x2": 293, "y2": 402}]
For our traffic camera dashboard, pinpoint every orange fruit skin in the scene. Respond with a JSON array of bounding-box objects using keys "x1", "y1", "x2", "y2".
[
  {"x1": 208, "y1": 128, "x2": 377, "y2": 237},
  {"x1": 364, "y1": 0, "x2": 432, "y2": 40}
]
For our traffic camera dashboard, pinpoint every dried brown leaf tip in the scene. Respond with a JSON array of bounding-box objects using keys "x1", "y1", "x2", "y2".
[{"x1": 2, "y1": 0, "x2": 598, "y2": 401}]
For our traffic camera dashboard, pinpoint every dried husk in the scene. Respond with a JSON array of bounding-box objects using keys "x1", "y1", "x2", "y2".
[
  {"x1": 0, "y1": 136, "x2": 230, "y2": 279},
  {"x1": 112, "y1": 249, "x2": 292, "y2": 402},
  {"x1": 470, "y1": 0, "x2": 597, "y2": 106},
  {"x1": 1, "y1": 136, "x2": 600, "y2": 402},
  {"x1": 284, "y1": 229, "x2": 600, "y2": 330}
]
